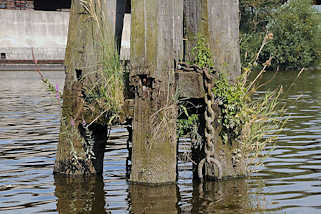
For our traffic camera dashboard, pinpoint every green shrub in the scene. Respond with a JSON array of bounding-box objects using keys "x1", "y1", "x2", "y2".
[
  {"x1": 212, "y1": 73, "x2": 248, "y2": 144},
  {"x1": 261, "y1": 0, "x2": 321, "y2": 70},
  {"x1": 240, "y1": 32, "x2": 266, "y2": 68},
  {"x1": 240, "y1": 0, "x2": 282, "y2": 33}
]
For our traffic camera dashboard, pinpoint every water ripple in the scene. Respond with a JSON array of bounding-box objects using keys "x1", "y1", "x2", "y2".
[{"x1": 2, "y1": 70, "x2": 321, "y2": 213}]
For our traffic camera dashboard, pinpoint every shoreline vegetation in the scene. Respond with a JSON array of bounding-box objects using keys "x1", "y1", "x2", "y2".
[{"x1": 240, "y1": 0, "x2": 321, "y2": 71}]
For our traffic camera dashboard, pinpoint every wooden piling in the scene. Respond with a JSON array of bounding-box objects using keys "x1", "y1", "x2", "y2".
[
  {"x1": 54, "y1": 0, "x2": 126, "y2": 176},
  {"x1": 184, "y1": 0, "x2": 241, "y2": 80},
  {"x1": 184, "y1": 0, "x2": 246, "y2": 180},
  {"x1": 129, "y1": 0, "x2": 183, "y2": 184},
  {"x1": 55, "y1": 0, "x2": 245, "y2": 181}
]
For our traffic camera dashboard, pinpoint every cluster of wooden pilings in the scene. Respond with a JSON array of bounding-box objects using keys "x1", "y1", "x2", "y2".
[{"x1": 54, "y1": 0, "x2": 245, "y2": 184}]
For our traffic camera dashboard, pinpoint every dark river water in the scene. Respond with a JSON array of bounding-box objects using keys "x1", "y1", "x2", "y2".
[{"x1": 1, "y1": 70, "x2": 321, "y2": 214}]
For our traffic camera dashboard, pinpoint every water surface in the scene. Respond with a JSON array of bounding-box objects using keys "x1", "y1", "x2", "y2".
[{"x1": 1, "y1": 70, "x2": 321, "y2": 213}]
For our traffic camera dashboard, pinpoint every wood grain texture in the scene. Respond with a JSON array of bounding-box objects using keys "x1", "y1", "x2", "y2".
[
  {"x1": 183, "y1": 0, "x2": 240, "y2": 80},
  {"x1": 130, "y1": 0, "x2": 183, "y2": 184},
  {"x1": 207, "y1": 0, "x2": 241, "y2": 80},
  {"x1": 55, "y1": 0, "x2": 124, "y2": 176},
  {"x1": 184, "y1": 0, "x2": 246, "y2": 180}
]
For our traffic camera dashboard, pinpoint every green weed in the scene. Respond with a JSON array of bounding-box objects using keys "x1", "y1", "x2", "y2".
[
  {"x1": 180, "y1": 34, "x2": 285, "y2": 172},
  {"x1": 80, "y1": 0, "x2": 125, "y2": 126}
]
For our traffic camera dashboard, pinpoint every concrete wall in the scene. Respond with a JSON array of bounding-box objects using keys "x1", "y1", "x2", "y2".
[
  {"x1": 313, "y1": 5, "x2": 321, "y2": 12},
  {"x1": 0, "y1": 9, "x2": 131, "y2": 61},
  {"x1": 0, "y1": 10, "x2": 69, "y2": 60},
  {"x1": 120, "y1": 14, "x2": 130, "y2": 60}
]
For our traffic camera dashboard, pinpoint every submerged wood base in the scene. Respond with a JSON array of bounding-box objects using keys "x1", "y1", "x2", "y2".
[{"x1": 54, "y1": 122, "x2": 107, "y2": 176}]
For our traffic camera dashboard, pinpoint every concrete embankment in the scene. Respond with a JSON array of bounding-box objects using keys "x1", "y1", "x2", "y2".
[
  {"x1": 0, "y1": 10, "x2": 131, "y2": 71},
  {"x1": 0, "y1": 9, "x2": 69, "y2": 70}
]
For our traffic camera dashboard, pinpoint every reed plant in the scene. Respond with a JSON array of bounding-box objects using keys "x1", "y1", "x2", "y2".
[
  {"x1": 237, "y1": 71, "x2": 285, "y2": 172},
  {"x1": 80, "y1": 0, "x2": 125, "y2": 126},
  {"x1": 31, "y1": 48, "x2": 62, "y2": 105}
]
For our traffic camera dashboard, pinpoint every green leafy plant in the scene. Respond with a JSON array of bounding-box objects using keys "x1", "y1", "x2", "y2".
[
  {"x1": 262, "y1": 0, "x2": 321, "y2": 70},
  {"x1": 182, "y1": 34, "x2": 285, "y2": 172},
  {"x1": 177, "y1": 105, "x2": 199, "y2": 137},
  {"x1": 212, "y1": 70, "x2": 285, "y2": 171},
  {"x1": 212, "y1": 73, "x2": 246, "y2": 143},
  {"x1": 191, "y1": 34, "x2": 214, "y2": 68},
  {"x1": 241, "y1": 0, "x2": 321, "y2": 70}
]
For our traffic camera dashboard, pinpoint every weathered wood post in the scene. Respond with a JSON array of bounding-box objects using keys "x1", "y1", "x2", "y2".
[
  {"x1": 129, "y1": 0, "x2": 183, "y2": 184},
  {"x1": 184, "y1": 0, "x2": 246, "y2": 179},
  {"x1": 184, "y1": 0, "x2": 241, "y2": 79},
  {"x1": 54, "y1": 0, "x2": 127, "y2": 175}
]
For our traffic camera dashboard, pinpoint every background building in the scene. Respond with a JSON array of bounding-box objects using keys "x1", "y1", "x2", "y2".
[
  {"x1": 0, "y1": 0, "x2": 71, "y2": 11},
  {"x1": 0, "y1": 0, "x2": 130, "y2": 69},
  {"x1": 0, "y1": 0, "x2": 70, "y2": 69}
]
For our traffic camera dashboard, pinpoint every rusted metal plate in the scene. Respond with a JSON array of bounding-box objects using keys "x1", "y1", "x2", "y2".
[{"x1": 175, "y1": 71, "x2": 205, "y2": 99}]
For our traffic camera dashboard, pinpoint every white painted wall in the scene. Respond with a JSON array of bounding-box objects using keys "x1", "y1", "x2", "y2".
[
  {"x1": 0, "y1": 10, "x2": 131, "y2": 61},
  {"x1": 120, "y1": 14, "x2": 130, "y2": 61},
  {"x1": 0, "y1": 10, "x2": 69, "y2": 60}
]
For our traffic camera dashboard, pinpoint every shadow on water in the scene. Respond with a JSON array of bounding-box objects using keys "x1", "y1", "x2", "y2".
[{"x1": 54, "y1": 175, "x2": 106, "y2": 214}]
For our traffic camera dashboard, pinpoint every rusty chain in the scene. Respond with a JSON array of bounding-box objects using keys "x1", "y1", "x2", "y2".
[{"x1": 177, "y1": 62, "x2": 222, "y2": 180}]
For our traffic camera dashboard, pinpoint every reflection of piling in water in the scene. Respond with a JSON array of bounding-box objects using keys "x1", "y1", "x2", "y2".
[
  {"x1": 54, "y1": 175, "x2": 107, "y2": 214},
  {"x1": 192, "y1": 179, "x2": 251, "y2": 213},
  {"x1": 129, "y1": 184, "x2": 180, "y2": 214}
]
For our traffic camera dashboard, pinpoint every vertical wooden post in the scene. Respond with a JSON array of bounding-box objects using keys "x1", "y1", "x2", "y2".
[
  {"x1": 183, "y1": 0, "x2": 209, "y2": 62},
  {"x1": 184, "y1": 0, "x2": 241, "y2": 79},
  {"x1": 54, "y1": 0, "x2": 126, "y2": 176},
  {"x1": 130, "y1": 0, "x2": 183, "y2": 184},
  {"x1": 105, "y1": 0, "x2": 127, "y2": 54},
  {"x1": 207, "y1": 0, "x2": 241, "y2": 80},
  {"x1": 184, "y1": 0, "x2": 246, "y2": 179}
]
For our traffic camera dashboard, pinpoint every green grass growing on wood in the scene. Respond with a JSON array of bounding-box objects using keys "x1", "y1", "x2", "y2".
[
  {"x1": 178, "y1": 35, "x2": 285, "y2": 172},
  {"x1": 80, "y1": 0, "x2": 125, "y2": 126}
]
